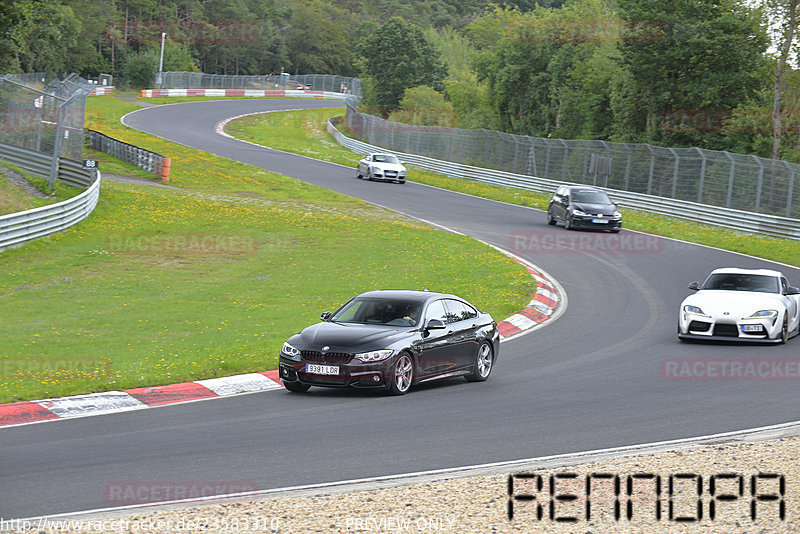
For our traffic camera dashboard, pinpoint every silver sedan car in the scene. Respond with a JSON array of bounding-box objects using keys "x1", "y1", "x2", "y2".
[{"x1": 356, "y1": 153, "x2": 407, "y2": 184}]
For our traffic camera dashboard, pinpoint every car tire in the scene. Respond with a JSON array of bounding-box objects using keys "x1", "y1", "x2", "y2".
[
  {"x1": 547, "y1": 211, "x2": 556, "y2": 225},
  {"x1": 284, "y1": 381, "x2": 310, "y2": 393},
  {"x1": 387, "y1": 352, "x2": 413, "y2": 395},
  {"x1": 564, "y1": 216, "x2": 573, "y2": 230},
  {"x1": 780, "y1": 315, "x2": 789, "y2": 344},
  {"x1": 466, "y1": 341, "x2": 494, "y2": 382},
  {"x1": 356, "y1": 170, "x2": 362, "y2": 179}
]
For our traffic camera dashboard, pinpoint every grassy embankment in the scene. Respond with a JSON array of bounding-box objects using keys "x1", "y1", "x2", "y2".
[{"x1": 0, "y1": 95, "x2": 536, "y2": 403}]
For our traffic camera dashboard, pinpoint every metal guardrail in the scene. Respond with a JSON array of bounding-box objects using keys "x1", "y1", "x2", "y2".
[
  {"x1": 0, "y1": 169, "x2": 101, "y2": 252},
  {"x1": 327, "y1": 118, "x2": 800, "y2": 240},
  {"x1": 85, "y1": 130, "x2": 170, "y2": 180},
  {"x1": 0, "y1": 142, "x2": 94, "y2": 187}
]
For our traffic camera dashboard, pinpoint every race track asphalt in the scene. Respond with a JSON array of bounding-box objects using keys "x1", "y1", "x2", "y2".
[{"x1": 2, "y1": 98, "x2": 799, "y2": 519}]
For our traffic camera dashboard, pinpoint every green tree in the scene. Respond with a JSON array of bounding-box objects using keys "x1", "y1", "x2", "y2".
[
  {"x1": 357, "y1": 16, "x2": 446, "y2": 112},
  {"x1": 0, "y1": 0, "x2": 81, "y2": 73},
  {"x1": 388, "y1": 85, "x2": 454, "y2": 126},
  {"x1": 120, "y1": 50, "x2": 157, "y2": 87},
  {"x1": 616, "y1": 0, "x2": 769, "y2": 146},
  {"x1": 285, "y1": 0, "x2": 356, "y2": 75}
]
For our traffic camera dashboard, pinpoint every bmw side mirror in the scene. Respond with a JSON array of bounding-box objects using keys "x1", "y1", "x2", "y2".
[
  {"x1": 425, "y1": 318, "x2": 446, "y2": 330},
  {"x1": 321, "y1": 311, "x2": 332, "y2": 321},
  {"x1": 786, "y1": 286, "x2": 800, "y2": 295},
  {"x1": 688, "y1": 281, "x2": 700, "y2": 291}
]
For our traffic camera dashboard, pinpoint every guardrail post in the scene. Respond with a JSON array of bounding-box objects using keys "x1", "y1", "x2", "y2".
[
  {"x1": 560, "y1": 139, "x2": 568, "y2": 181},
  {"x1": 785, "y1": 161, "x2": 795, "y2": 218},
  {"x1": 623, "y1": 144, "x2": 632, "y2": 191},
  {"x1": 646, "y1": 144, "x2": 655, "y2": 195},
  {"x1": 695, "y1": 147, "x2": 707, "y2": 204},
  {"x1": 48, "y1": 101, "x2": 65, "y2": 190},
  {"x1": 753, "y1": 155, "x2": 764, "y2": 213},
  {"x1": 544, "y1": 139, "x2": 552, "y2": 178},
  {"x1": 668, "y1": 147, "x2": 679, "y2": 198},
  {"x1": 724, "y1": 151, "x2": 735, "y2": 208},
  {"x1": 579, "y1": 140, "x2": 589, "y2": 183}
]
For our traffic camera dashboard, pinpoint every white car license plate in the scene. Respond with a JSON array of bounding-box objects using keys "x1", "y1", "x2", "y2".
[
  {"x1": 306, "y1": 364, "x2": 339, "y2": 375},
  {"x1": 592, "y1": 218, "x2": 608, "y2": 223},
  {"x1": 741, "y1": 325, "x2": 761, "y2": 332}
]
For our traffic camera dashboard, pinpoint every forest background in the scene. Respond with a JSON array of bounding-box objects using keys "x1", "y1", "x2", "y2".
[{"x1": 2, "y1": 0, "x2": 800, "y2": 161}]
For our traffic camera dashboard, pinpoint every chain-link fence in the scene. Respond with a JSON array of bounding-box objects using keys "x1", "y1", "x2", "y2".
[
  {"x1": 346, "y1": 105, "x2": 799, "y2": 219},
  {"x1": 0, "y1": 73, "x2": 92, "y2": 163},
  {"x1": 157, "y1": 71, "x2": 361, "y2": 96}
]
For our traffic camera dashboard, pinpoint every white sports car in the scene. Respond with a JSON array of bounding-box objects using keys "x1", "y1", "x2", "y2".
[
  {"x1": 678, "y1": 268, "x2": 800, "y2": 343},
  {"x1": 356, "y1": 153, "x2": 407, "y2": 184}
]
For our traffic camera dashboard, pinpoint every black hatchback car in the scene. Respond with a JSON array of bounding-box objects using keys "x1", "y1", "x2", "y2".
[
  {"x1": 278, "y1": 290, "x2": 499, "y2": 395},
  {"x1": 547, "y1": 185, "x2": 622, "y2": 232}
]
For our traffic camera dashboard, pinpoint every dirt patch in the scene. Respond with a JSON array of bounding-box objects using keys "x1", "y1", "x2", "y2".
[{"x1": 0, "y1": 166, "x2": 52, "y2": 198}]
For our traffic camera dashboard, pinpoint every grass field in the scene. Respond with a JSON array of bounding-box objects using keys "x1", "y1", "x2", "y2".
[
  {"x1": 0, "y1": 96, "x2": 536, "y2": 404},
  {"x1": 227, "y1": 107, "x2": 800, "y2": 268}
]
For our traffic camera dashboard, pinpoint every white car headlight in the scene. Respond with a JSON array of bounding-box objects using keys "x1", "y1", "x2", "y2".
[
  {"x1": 355, "y1": 349, "x2": 394, "y2": 362},
  {"x1": 613, "y1": 210, "x2": 621, "y2": 217},
  {"x1": 747, "y1": 310, "x2": 778, "y2": 318},
  {"x1": 572, "y1": 209, "x2": 588, "y2": 216},
  {"x1": 683, "y1": 305, "x2": 707, "y2": 316},
  {"x1": 281, "y1": 342, "x2": 301, "y2": 357}
]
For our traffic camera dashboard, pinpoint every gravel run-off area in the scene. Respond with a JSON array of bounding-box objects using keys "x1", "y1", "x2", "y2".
[{"x1": 10, "y1": 433, "x2": 797, "y2": 533}]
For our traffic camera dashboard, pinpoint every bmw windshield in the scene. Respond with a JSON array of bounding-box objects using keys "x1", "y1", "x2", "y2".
[{"x1": 332, "y1": 298, "x2": 422, "y2": 326}]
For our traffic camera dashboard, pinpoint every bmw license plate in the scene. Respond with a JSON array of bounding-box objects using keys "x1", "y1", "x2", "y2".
[
  {"x1": 592, "y1": 218, "x2": 608, "y2": 223},
  {"x1": 306, "y1": 364, "x2": 339, "y2": 375}
]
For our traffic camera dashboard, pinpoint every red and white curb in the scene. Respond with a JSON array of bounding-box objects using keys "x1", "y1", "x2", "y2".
[
  {"x1": 0, "y1": 252, "x2": 561, "y2": 429},
  {"x1": 495, "y1": 259, "x2": 562, "y2": 339},
  {"x1": 0, "y1": 371, "x2": 282, "y2": 428}
]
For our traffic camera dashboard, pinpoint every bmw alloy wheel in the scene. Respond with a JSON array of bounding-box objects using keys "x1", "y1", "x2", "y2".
[
  {"x1": 389, "y1": 353, "x2": 413, "y2": 395},
  {"x1": 466, "y1": 342, "x2": 493, "y2": 382}
]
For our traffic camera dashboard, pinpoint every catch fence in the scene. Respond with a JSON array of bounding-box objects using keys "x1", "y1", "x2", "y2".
[
  {"x1": 157, "y1": 71, "x2": 360, "y2": 96},
  {"x1": 345, "y1": 105, "x2": 799, "y2": 220}
]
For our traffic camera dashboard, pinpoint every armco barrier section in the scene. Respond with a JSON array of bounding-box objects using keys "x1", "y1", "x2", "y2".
[
  {"x1": 0, "y1": 170, "x2": 101, "y2": 252},
  {"x1": 140, "y1": 88, "x2": 349, "y2": 100},
  {"x1": 0, "y1": 142, "x2": 94, "y2": 187},
  {"x1": 85, "y1": 130, "x2": 170, "y2": 181},
  {"x1": 327, "y1": 118, "x2": 800, "y2": 240}
]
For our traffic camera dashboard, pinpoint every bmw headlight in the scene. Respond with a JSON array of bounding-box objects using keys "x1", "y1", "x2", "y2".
[
  {"x1": 281, "y1": 342, "x2": 301, "y2": 358},
  {"x1": 355, "y1": 349, "x2": 394, "y2": 362},
  {"x1": 747, "y1": 310, "x2": 778, "y2": 318},
  {"x1": 683, "y1": 305, "x2": 707, "y2": 315}
]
